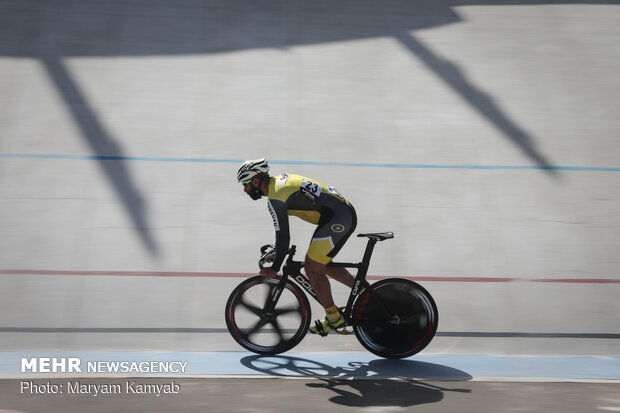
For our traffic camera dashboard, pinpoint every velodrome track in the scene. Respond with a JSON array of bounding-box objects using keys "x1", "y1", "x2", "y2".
[{"x1": 1, "y1": 1, "x2": 620, "y2": 411}]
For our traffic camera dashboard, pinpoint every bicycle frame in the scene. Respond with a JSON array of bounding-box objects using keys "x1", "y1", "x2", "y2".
[
  {"x1": 272, "y1": 236, "x2": 384, "y2": 322},
  {"x1": 227, "y1": 231, "x2": 437, "y2": 358}
]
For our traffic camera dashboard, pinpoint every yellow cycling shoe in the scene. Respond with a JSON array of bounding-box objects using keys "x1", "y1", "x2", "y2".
[{"x1": 309, "y1": 316, "x2": 348, "y2": 337}]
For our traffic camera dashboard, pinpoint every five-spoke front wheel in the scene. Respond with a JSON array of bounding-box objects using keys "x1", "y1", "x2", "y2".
[{"x1": 225, "y1": 275, "x2": 311, "y2": 355}]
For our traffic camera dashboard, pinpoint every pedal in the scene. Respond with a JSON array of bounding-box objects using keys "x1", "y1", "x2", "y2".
[
  {"x1": 335, "y1": 326, "x2": 353, "y2": 335},
  {"x1": 310, "y1": 318, "x2": 351, "y2": 337},
  {"x1": 310, "y1": 320, "x2": 329, "y2": 337},
  {"x1": 335, "y1": 308, "x2": 352, "y2": 334}
]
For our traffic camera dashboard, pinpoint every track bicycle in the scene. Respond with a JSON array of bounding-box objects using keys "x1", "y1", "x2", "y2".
[{"x1": 225, "y1": 232, "x2": 438, "y2": 359}]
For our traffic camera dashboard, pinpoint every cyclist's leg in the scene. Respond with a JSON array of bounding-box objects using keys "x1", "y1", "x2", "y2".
[
  {"x1": 325, "y1": 266, "x2": 354, "y2": 289},
  {"x1": 309, "y1": 238, "x2": 354, "y2": 289},
  {"x1": 306, "y1": 203, "x2": 357, "y2": 335},
  {"x1": 306, "y1": 202, "x2": 357, "y2": 300},
  {"x1": 305, "y1": 256, "x2": 346, "y2": 336},
  {"x1": 304, "y1": 256, "x2": 336, "y2": 309}
]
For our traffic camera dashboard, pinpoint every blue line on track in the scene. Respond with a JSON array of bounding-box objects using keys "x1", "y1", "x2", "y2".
[
  {"x1": 3, "y1": 352, "x2": 620, "y2": 380},
  {"x1": 2, "y1": 153, "x2": 620, "y2": 172}
]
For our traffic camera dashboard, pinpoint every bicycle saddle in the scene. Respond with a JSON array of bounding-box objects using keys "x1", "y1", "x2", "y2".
[{"x1": 357, "y1": 232, "x2": 394, "y2": 241}]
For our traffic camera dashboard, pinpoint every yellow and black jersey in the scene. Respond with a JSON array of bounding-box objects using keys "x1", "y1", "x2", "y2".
[{"x1": 267, "y1": 173, "x2": 356, "y2": 270}]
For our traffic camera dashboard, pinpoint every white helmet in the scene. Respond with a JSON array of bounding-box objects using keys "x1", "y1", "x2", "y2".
[{"x1": 237, "y1": 158, "x2": 270, "y2": 184}]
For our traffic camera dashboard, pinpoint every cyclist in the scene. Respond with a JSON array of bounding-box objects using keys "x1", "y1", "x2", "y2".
[{"x1": 238, "y1": 158, "x2": 357, "y2": 335}]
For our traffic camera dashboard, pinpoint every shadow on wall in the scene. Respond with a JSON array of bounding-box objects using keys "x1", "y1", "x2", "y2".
[{"x1": 3, "y1": 0, "x2": 607, "y2": 252}]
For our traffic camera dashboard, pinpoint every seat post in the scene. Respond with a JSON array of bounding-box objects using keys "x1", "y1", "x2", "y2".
[{"x1": 361, "y1": 238, "x2": 378, "y2": 265}]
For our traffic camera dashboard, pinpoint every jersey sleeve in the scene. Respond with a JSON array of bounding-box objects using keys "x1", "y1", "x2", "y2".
[{"x1": 267, "y1": 198, "x2": 290, "y2": 272}]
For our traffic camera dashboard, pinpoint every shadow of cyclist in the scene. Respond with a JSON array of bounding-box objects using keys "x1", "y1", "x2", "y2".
[{"x1": 240, "y1": 355, "x2": 471, "y2": 408}]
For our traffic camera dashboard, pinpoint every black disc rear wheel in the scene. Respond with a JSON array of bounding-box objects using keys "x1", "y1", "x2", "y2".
[
  {"x1": 225, "y1": 275, "x2": 311, "y2": 355},
  {"x1": 352, "y1": 278, "x2": 438, "y2": 359}
]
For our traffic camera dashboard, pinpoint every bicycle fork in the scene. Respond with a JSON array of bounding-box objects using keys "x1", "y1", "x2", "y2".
[{"x1": 262, "y1": 276, "x2": 289, "y2": 318}]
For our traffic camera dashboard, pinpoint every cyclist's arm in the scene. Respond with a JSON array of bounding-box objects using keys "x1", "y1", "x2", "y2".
[{"x1": 267, "y1": 199, "x2": 290, "y2": 272}]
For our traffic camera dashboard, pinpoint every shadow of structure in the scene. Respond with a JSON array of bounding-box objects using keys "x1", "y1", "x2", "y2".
[
  {"x1": 41, "y1": 54, "x2": 158, "y2": 256},
  {"x1": 2, "y1": 0, "x2": 613, "y2": 251},
  {"x1": 241, "y1": 354, "x2": 472, "y2": 408}
]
